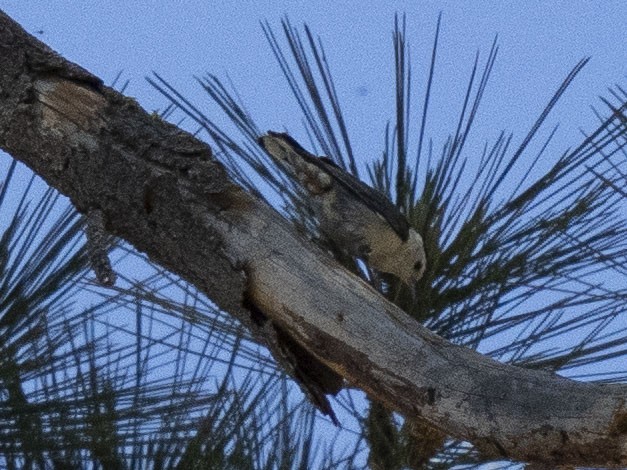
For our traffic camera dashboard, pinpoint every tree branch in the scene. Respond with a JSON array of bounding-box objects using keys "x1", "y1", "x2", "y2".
[{"x1": 0, "y1": 11, "x2": 625, "y2": 467}]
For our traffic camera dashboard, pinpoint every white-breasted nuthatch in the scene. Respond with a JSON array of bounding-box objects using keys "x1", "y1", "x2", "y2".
[{"x1": 258, "y1": 132, "x2": 426, "y2": 289}]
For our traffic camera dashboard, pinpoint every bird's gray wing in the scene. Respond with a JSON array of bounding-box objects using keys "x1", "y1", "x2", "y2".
[
  {"x1": 314, "y1": 157, "x2": 410, "y2": 241},
  {"x1": 264, "y1": 132, "x2": 410, "y2": 241}
]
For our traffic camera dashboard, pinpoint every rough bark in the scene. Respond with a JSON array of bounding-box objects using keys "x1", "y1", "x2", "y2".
[{"x1": 0, "y1": 10, "x2": 625, "y2": 467}]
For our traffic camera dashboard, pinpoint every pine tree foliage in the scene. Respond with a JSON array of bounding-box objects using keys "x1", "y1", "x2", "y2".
[
  {"x1": 0, "y1": 136, "x2": 353, "y2": 468},
  {"x1": 150, "y1": 15, "x2": 627, "y2": 467}
]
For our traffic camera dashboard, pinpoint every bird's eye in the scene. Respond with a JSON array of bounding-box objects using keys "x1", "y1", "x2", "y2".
[{"x1": 414, "y1": 261, "x2": 423, "y2": 271}]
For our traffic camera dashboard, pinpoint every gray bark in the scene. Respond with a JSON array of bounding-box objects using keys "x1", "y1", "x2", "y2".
[{"x1": 0, "y1": 10, "x2": 625, "y2": 467}]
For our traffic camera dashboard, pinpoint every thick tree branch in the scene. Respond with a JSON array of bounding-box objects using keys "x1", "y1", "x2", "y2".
[{"x1": 0, "y1": 11, "x2": 625, "y2": 467}]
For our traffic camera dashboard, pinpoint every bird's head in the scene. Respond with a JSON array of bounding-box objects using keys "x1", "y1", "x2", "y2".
[
  {"x1": 401, "y1": 228, "x2": 426, "y2": 285},
  {"x1": 409, "y1": 229, "x2": 427, "y2": 282},
  {"x1": 395, "y1": 229, "x2": 427, "y2": 303}
]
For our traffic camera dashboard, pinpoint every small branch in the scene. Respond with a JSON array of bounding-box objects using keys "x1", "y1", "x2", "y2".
[{"x1": 85, "y1": 208, "x2": 117, "y2": 286}]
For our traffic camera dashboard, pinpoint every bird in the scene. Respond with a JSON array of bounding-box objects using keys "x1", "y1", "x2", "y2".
[{"x1": 258, "y1": 131, "x2": 427, "y2": 289}]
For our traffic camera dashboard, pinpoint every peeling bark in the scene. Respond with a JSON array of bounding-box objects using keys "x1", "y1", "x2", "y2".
[{"x1": 0, "y1": 10, "x2": 625, "y2": 467}]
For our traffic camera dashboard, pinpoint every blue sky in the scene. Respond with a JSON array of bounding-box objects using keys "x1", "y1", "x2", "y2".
[
  {"x1": 2, "y1": 2, "x2": 625, "y2": 161},
  {"x1": 0, "y1": 3, "x2": 625, "y2": 466}
]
